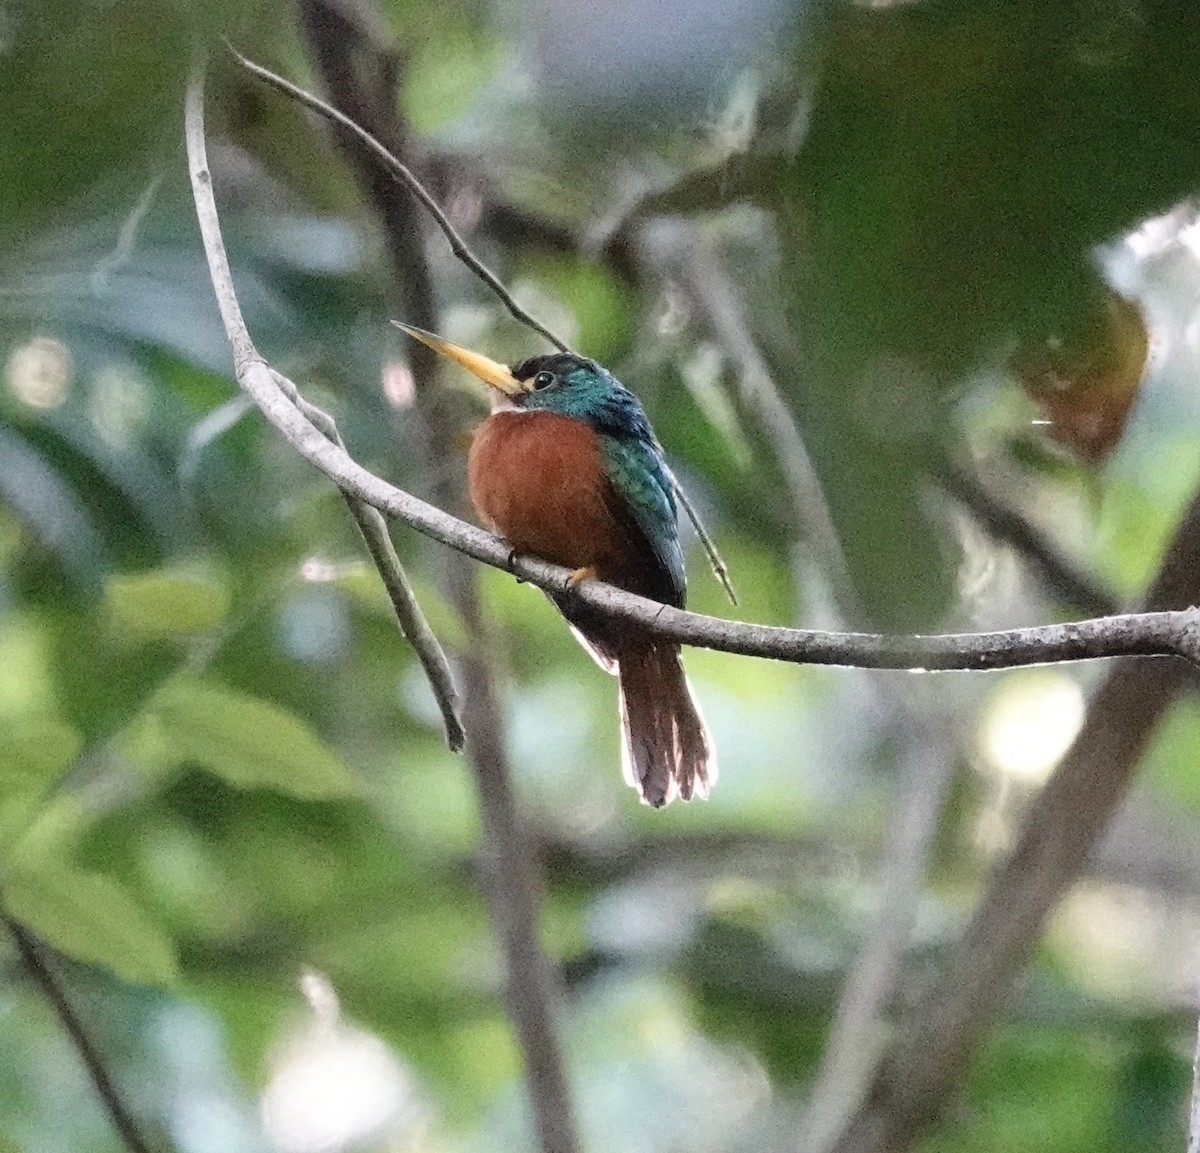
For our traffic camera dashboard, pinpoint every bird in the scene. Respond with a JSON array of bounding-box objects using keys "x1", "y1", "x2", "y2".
[{"x1": 395, "y1": 323, "x2": 716, "y2": 807}]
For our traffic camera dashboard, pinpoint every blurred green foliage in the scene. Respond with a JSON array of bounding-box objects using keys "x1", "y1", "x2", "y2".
[{"x1": 2, "y1": 1, "x2": 1200, "y2": 1151}]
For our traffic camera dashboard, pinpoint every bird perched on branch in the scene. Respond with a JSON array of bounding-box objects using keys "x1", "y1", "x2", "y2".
[{"x1": 396, "y1": 323, "x2": 715, "y2": 807}]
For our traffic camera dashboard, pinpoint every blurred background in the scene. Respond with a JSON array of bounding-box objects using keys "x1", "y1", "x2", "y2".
[{"x1": 3, "y1": 0, "x2": 1200, "y2": 1150}]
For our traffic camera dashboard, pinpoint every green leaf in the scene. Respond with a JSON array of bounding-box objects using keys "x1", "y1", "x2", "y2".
[
  {"x1": 106, "y1": 570, "x2": 231, "y2": 638},
  {"x1": 0, "y1": 714, "x2": 83, "y2": 859},
  {"x1": 520, "y1": 256, "x2": 633, "y2": 364},
  {"x1": 402, "y1": 26, "x2": 503, "y2": 134},
  {"x1": 3, "y1": 862, "x2": 178, "y2": 987},
  {"x1": 1141, "y1": 697, "x2": 1200, "y2": 814},
  {"x1": 126, "y1": 677, "x2": 357, "y2": 800},
  {"x1": 0, "y1": 713, "x2": 82, "y2": 788}
]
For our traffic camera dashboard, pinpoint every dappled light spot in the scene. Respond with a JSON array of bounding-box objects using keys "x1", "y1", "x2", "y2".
[
  {"x1": 654, "y1": 284, "x2": 690, "y2": 336},
  {"x1": 277, "y1": 589, "x2": 353, "y2": 664},
  {"x1": 261, "y1": 970, "x2": 428, "y2": 1153},
  {"x1": 382, "y1": 359, "x2": 415, "y2": 408},
  {"x1": 300, "y1": 555, "x2": 341, "y2": 582},
  {"x1": 978, "y1": 671, "x2": 1085, "y2": 786},
  {"x1": 1053, "y1": 883, "x2": 1200, "y2": 1003},
  {"x1": 6, "y1": 336, "x2": 71, "y2": 409},
  {"x1": 89, "y1": 363, "x2": 151, "y2": 446}
]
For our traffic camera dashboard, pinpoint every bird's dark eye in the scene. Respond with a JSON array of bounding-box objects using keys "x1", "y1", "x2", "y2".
[{"x1": 532, "y1": 371, "x2": 555, "y2": 390}]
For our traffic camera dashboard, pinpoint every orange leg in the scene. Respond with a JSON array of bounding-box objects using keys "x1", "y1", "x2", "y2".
[{"x1": 567, "y1": 565, "x2": 598, "y2": 587}]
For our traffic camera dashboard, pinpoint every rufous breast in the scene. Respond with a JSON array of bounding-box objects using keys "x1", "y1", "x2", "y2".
[{"x1": 468, "y1": 410, "x2": 626, "y2": 575}]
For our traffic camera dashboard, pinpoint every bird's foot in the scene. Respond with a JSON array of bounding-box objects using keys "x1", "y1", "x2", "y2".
[
  {"x1": 503, "y1": 545, "x2": 526, "y2": 583},
  {"x1": 567, "y1": 566, "x2": 597, "y2": 588}
]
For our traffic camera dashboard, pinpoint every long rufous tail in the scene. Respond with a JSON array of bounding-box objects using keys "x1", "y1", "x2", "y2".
[{"x1": 617, "y1": 641, "x2": 716, "y2": 807}]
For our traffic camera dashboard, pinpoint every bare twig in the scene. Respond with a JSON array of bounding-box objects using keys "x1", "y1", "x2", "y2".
[
  {"x1": 2, "y1": 913, "x2": 159, "y2": 1153},
  {"x1": 228, "y1": 44, "x2": 572, "y2": 356},
  {"x1": 830, "y1": 487, "x2": 1200, "y2": 1153},
  {"x1": 267, "y1": 365, "x2": 465, "y2": 750},
  {"x1": 184, "y1": 58, "x2": 463, "y2": 751},
  {"x1": 667, "y1": 464, "x2": 739, "y2": 604}
]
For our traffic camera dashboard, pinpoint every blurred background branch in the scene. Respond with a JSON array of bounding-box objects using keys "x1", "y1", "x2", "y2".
[
  {"x1": 294, "y1": 4, "x2": 582, "y2": 1150},
  {"x1": 833, "y1": 487, "x2": 1200, "y2": 1153},
  {"x1": 2, "y1": 914, "x2": 160, "y2": 1153}
]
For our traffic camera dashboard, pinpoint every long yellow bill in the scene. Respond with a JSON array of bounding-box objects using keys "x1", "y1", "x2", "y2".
[{"x1": 392, "y1": 322, "x2": 527, "y2": 397}]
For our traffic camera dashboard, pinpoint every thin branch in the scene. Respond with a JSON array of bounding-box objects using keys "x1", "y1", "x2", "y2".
[
  {"x1": 227, "y1": 44, "x2": 572, "y2": 355},
  {"x1": 268, "y1": 366, "x2": 465, "y2": 750},
  {"x1": 185, "y1": 57, "x2": 463, "y2": 751},
  {"x1": 2, "y1": 913, "x2": 159, "y2": 1153},
  {"x1": 667, "y1": 464, "x2": 739, "y2": 604}
]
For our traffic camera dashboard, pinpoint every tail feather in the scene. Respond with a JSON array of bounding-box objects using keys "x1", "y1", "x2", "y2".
[{"x1": 617, "y1": 642, "x2": 715, "y2": 807}]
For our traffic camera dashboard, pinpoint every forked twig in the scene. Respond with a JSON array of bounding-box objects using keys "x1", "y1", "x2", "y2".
[{"x1": 186, "y1": 59, "x2": 463, "y2": 751}]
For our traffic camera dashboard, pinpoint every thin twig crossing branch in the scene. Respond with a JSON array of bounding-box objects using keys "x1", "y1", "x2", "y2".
[{"x1": 227, "y1": 44, "x2": 572, "y2": 355}]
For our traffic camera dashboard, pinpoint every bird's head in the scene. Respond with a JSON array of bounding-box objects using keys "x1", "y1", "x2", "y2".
[{"x1": 394, "y1": 323, "x2": 652, "y2": 437}]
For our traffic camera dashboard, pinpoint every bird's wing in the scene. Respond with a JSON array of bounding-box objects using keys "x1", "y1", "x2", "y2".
[{"x1": 597, "y1": 434, "x2": 686, "y2": 608}]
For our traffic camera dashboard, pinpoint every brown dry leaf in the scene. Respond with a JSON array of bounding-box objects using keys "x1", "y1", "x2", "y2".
[{"x1": 1013, "y1": 288, "x2": 1150, "y2": 463}]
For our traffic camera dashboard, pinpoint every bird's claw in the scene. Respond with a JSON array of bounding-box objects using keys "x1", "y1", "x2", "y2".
[
  {"x1": 567, "y1": 566, "x2": 597, "y2": 588},
  {"x1": 500, "y1": 545, "x2": 527, "y2": 583}
]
